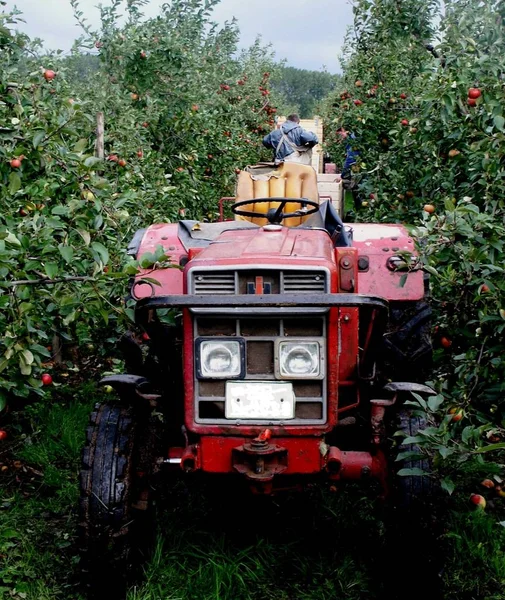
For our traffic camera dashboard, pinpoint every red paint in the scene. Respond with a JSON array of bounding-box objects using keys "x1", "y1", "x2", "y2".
[
  {"x1": 350, "y1": 223, "x2": 424, "y2": 300},
  {"x1": 199, "y1": 436, "x2": 323, "y2": 474},
  {"x1": 255, "y1": 275, "x2": 263, "y2": 294},
  {"x1": 133, "y1": 224, "x2": 185, "y2": 299}
]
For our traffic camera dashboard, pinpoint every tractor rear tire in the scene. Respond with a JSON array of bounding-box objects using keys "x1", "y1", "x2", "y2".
[
  {"x1": 79, "y1": 403, "x2": 154, "y2": 598},
  {"x1": 384, "y1": 409, "x2": 442, "y2": 599},
  {"x1": 394, "y1": 409, "x2": 434, "y2": 509},
  {"x1": 382, "y1": 300, "x2": 432, "y2": 382}
]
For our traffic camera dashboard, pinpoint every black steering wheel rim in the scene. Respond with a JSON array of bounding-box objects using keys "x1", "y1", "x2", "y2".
[{"x1": 231, "y1": 197, "x2": 320, "y2": 224}]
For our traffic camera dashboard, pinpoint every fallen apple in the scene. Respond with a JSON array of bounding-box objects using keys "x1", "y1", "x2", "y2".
[
  {"x1": 481, "y1": 479, "x2": 495, "y2": 489},
  {"x1": 469, "y1": 493, "x2": 486, "y2": 509}
]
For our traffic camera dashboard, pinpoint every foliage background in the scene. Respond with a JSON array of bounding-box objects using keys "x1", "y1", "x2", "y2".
[{"x1": 1, "y1": 0, "x2": 505, "y2": 598}]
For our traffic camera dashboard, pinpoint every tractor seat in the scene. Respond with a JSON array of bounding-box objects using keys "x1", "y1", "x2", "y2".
[{"x1": 235, "y1": 162, "x2": 319, "y2": 228}]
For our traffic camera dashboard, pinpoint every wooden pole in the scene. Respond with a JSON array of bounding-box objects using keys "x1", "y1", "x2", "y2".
[{"x1": 95, "y1": 111, "x2": 104, "y2": 158}]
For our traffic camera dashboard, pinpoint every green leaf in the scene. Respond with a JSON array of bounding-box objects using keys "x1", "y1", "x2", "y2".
[
  {"x1": 21, "y1": 349, "x2": 34, "y2": 365},
  {"x1": 423, "y1": 265, "x2": 438, "y2": 276},
  {"x1": 395, "y1": 450, "x2": 425, "y2": 462},
  {"x1": 4, "y1": 231, "x2": 21, "y2": 247},
  {"x1": 401, "y1": 435, "x2": 424, "y2": 445},
  {"x1": 0, "y1": 392, "x2": 6, "y2": 412},
  {"x1": 83, "y1": 156, "x2": 102, "y2": 168},
  {"x1": 73, "y1": 138, "x2": 88, "y2": 153},
  {"x1": 91, "y1": 241, "x2": 109, "y2": 265},
  {"x1": 438, "y1": 446, "x2": 454, "y2": 459},
  {"x1": 493, "y1": 115, "x2": 505, "y2": 132},
  {"x1": 32, "y1": 130, "x2": 45, "y2": 148},
  {"x1": 77, "y1": 229, "x2": 91, "y2": 246},
  {"x1": 441, "y1": 478, "x2": 455, "y2": 495},
  {"x1": 19, "y1": 356, "x2": 31, "y2": 376},
  {"x1": 427, "y1": 395, "x2": 444, "y2": 412},
  {"x1": 58, "y1": 244, "x2": 74, "y2": 264},
  {"x1": 44, "y1": 262, "x2": 58, "y2": 279},
  {"x1": 8, "y1": 172, "x2": 21, "y2": 194},
  {"x1": 51, "y1": 206, "x2": 69, "y2": 216},
  {"x1": 397, "y1": 467, "x2": 426, "y2": 477},
  {"x1": 398, "y1": 274, "x2": 407, "y2": 288},
  {"x1": 474, "y1": 442, "x2": 505, "y2": 453}
]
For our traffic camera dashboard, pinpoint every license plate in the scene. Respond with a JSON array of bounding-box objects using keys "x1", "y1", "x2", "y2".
[{"x1": 225, "y1": 381, "x2": 295, "y2": 420}]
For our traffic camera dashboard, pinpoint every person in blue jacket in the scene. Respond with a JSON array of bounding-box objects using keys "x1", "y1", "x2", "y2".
[
  {"x1": 335, "y1": 126, "x2": 363, "y2": 213},
  {"x1": 335, "y1": 127, "x2": 359, "y2": 179},
  {"x1": 263, "y1": 114, "x2": 318, "y2": 165}
]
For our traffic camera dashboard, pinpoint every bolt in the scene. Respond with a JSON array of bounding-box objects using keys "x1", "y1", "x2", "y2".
[
  {"x1": 382, "y1": 247, "x2": 390, "y2": 252},
  {"x1": 341, "y1": 258, "x2": 351, "y2": 268},
  {"x1": 361, "y1": 465, "x2": 371, "y2": 477},
  {"x1": 343, "y1": 314, "x2": 350, "y2": 323},
  {"x1": 358, "y1": 257, "x2": 369, "y2": 271}
]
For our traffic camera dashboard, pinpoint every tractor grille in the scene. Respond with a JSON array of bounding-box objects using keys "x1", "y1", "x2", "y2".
[
  {"x1": 189, "y1": 267, "x2": 329, "y2": 295},
  {"x1": 193, "y1": 272, "x2": 235, "y2": 295},
  {"x1": 194, "y1": 316, "x2": 326, "y2": 425},
  {"x1": 282, "y1": 272, "x2": 326, "y2": 293}
]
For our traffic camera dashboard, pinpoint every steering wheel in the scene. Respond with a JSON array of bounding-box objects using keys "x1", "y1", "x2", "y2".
[{"x1": 231, "y1": 197, "x2": 320, "y2": 224}]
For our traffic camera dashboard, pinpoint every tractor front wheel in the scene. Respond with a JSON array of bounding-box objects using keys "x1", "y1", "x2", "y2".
[
  {"x1": 79, "y1": 403, "x2": 155, "y2": 597},
  {"x1": 381, "y1": 300, "x2": 432, "y2": 382}
]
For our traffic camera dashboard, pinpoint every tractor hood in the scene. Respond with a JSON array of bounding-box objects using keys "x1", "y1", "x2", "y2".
[{"x1": 193, "y1": 225, "x2": 334, "y2": 264}]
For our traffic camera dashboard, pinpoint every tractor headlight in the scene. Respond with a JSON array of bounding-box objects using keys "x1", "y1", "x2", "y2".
[
  {"x1": 197, "y1": 339, "x2": 244, "y2": 379},
  {"x1": 278, "y1": 341, "x2": 322, "y2": 379}
]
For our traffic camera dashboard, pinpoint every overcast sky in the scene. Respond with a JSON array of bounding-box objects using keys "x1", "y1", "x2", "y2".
[{"x1": 9, "y1": 0, "x2": 355, "y2": 72}]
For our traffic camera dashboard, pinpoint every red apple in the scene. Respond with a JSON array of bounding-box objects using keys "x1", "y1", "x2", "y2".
[
  {"x1": 353, "y1": 99, "x2": 363, "y2": 106},
  {"x1": 468, "y1": 98, "x2": 477, "y2": 107},
  {"x1": 468, "y1": 88, "x2": 481, "y2": 99},
  {"x1": 0, "y1": 430, "x2": 7, "y2": 441},
  {"x1": 481, "y1": 479, "x2": 495, "y2": 489},
  {"x1": 440, "y1": 336, "x2": 452, "y2": 349},
  {"x1": 10, "y1": 158, "x2": 21, "y2": 168},
  {"x1": 470, "y1": 493, "x2": 486, "y2": 509},
  {"x1": 399, "y1": 93, "x2": 407, "y2": 99},
  {"x1": 41, "y1": 373, "x2": 53, "y2": 386},
  {"x1": 449, "y1": 407, "x2": 464, "y2": 422},
  {"x1": 401, "y1": 119, "x2": 409, "y2": 126},
  {"x1": 43, "y1": 69, "x2": 56, "y2": 81}
]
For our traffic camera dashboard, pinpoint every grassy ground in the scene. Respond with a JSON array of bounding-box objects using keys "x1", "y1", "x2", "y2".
[{"x1": 1, "y1": 387, "x2": 505, "y2": 600}]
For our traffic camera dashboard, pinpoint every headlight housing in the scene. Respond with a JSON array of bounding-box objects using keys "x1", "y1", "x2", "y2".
[
  {"x1": 196, "y1": 338, "x2": 244, "y2": 379},
  {"x1": 277, "y1": 341, "x2": 323, "y2": 379}
]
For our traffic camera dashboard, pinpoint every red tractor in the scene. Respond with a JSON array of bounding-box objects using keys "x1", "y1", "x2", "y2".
[{"x1": 79, "y1": 162, "x2": 433, "y2": 585}]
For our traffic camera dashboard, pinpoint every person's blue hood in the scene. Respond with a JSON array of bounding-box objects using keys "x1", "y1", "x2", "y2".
[{"x1": 281, "y1": 120, "x2": 300, "y2": 133}]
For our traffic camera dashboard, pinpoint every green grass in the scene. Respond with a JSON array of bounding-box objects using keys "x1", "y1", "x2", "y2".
[
  {"x1": 128, "y1": 481, "x2": 385, "y2": 600},
  {"x1": 2, "y1": 387, "x2": 505, "y2": 600}
]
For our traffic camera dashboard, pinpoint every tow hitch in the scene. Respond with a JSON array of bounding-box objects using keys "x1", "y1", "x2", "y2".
[{"x1": 232, "y1": 429, "x2": 287, "y2": 492}]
